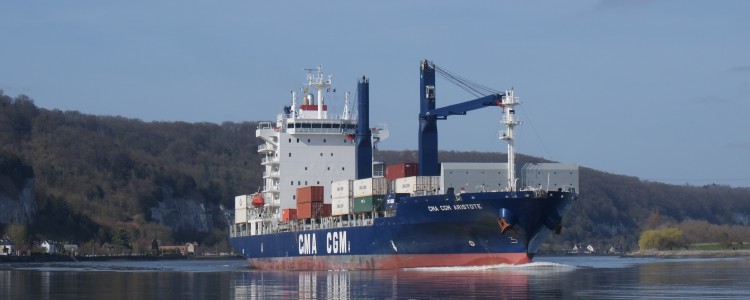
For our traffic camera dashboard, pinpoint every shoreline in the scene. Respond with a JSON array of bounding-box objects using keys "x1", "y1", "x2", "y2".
[
  {"x1": 622, "y1": 249, "x2": 750, "y2": 259},
  {"x1": 0, "y1": 254, "x2": 243, "y2": 264}
]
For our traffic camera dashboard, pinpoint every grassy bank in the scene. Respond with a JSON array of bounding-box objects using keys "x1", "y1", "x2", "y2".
[{"x1": 623, "y1": 249, "x2": 750, "y2": 258}]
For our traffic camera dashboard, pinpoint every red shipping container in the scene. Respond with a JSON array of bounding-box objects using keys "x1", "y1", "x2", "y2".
[
  {"x1": 296, "y1": 186, "x2": 324, "y2": 203},
  {"x1": 282, "y1": 208, "x2": 297, "y2": 221},
  {"x1": 320, "y1": 204, "x2": 332, "y2": 218},
  {"x1": 297, "y1": 202, "x2": 325, "y2": 219},
  {"x1": 386, "y1": 163, "x2": 419, "y2": 181}
]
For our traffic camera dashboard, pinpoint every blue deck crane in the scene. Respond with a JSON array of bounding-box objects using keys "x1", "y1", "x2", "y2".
[{"x1": 418, "y1": 60, "x2": 507, "y2": 176}]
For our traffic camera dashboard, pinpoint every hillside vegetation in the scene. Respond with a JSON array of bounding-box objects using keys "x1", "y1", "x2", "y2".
[
  {"x1": 2, "y1": 90, "x2": 749, "y2": 252},
  {"x1": 1, "y1": 91, "x2": 259, "y2": 251}
]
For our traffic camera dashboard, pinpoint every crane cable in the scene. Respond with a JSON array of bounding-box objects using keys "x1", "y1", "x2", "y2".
[
  {"x1": 434, "y1": 63, "x2": 555, "y2": 159},
  {"x1": 434, "y1": 65, "x2": 503, "y2": 98}
]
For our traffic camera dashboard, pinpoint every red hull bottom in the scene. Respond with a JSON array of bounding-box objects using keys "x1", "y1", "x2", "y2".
[{"x1": 247, "y1": 253, "x2": 532, "y2": 270}]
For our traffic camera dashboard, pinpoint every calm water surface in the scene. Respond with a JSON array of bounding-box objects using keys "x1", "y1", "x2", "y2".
[{"x1": 1, "y1": 256, "x2": 749, "y2": 299}]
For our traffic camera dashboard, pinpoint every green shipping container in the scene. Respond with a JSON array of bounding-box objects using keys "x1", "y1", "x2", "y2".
[{"x1": 352, "y1": 195, "x2": 385, "y2": 213}]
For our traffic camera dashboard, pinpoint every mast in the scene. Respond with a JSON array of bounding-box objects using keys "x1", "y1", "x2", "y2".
[
  {"x1": 306, "y1": 66, "x2": 332, "y2": 119},
  {"x1": 343, "y1": 92, "x2": 351, "y2": 120},
  {"x1": 355, "y1": 76, "x2": 372, "y2": 179},
  {"x1": 418, "y1": 60, "x2": 439, "y2": 176},
  {"x1": 499, "y1": 89, "x2": 521, "y2": 191},
  {"x1": 290, "y1": 91, "x2": 298, "y2": 119}
]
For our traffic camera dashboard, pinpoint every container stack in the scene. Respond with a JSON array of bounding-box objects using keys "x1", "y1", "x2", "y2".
[
  {"x1": 234, "y1": 195, "x2": 250, "y2": 224},
  {"x1": 296, "y1": 186, "x2": 324, "y2": 219},
  {"x1": 385, "y1": 163, "x2": 419, "y2": 181},
  {"x1": 394, "y1": 176, "x2": 441, "y2": 195},
  {"x1": 352, "y1": 178, "x2": 388, "y2": 213},
  {"x1": 331, "y1": 180, "x2": 352, "y2": 216}
]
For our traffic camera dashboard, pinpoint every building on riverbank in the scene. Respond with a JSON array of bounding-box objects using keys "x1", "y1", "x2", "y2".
[
  {"x1": 159, "y1": 243, "x2": 196, "y2": 255},
  {"x1": 1, "y1": 239, "x2": 15, "y2": 256}
]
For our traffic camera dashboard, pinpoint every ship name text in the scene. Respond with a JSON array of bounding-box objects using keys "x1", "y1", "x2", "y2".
[{"x1": 427, "y1": 203, "x2": 483, "y2": 212}]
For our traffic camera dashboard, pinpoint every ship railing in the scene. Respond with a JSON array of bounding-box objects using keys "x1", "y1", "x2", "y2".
[
  {"x1": 561, "y1": 185, "x2": 576, "y2": 194},
  {"x1": 261, "y1": 156, "x2": 279, "y2": 165},
  {"x1": 287, "y1": 127, "x2": 347, "y2": 135},
  {"x1": 257, "y1": 144, "x2": 275, "y2": 152},
  {"x1": 262, "y1": 170, "x2": 280, "y2": 178},
  {"x1": 410, "y1": 189, "x2": 441, "y2": 197},
  {"x1": 257, "y1": 121, "x2": 273, "y2": 130},
  {"x1": 262, "y1": 185, "x2": 279, "y2": 192},
  {"x1": 282, "y1": 112, "x2": 355, "y2": 121},
  {"x1": 232, "y1": 215, "x2": 385, "y2": 237}
]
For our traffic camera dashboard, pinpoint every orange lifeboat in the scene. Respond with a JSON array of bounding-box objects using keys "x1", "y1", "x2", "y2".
[{"x1": 251, "y1": 193, "x2": 265, "y2": 207}]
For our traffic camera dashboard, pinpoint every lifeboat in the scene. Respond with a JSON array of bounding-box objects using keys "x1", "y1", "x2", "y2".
[{"x1": 251, "y1": 193, "x2": 265, "y2": 207}]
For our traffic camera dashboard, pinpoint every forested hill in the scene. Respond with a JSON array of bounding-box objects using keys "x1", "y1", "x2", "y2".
[
  {"x1": 1, "y1": 92, "x2": 261, "y2": 251},
  {"x1": 2, "y1": 91, "x2": 749, "y2": 252}
]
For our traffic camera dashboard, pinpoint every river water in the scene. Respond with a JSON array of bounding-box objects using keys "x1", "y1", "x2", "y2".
[{"x1": 1, "y1": 256, "x2": 749, "y2": 299}]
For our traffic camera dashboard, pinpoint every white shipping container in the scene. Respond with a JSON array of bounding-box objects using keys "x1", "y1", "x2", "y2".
[
  {"x1": 331, "y1": 180, "x2": 353, "y2": 198},
  {"x1": 331, "y1": 196, "x2": 351, "y2": 216},
  {"x1": 234, "y1": 207, "x2": 247, "y2": 224},
  {"x1": 352, "y1": 178, "x2": 388, "y2": 197},
  {"x1": 395, "y1": 176, "x2": 441, "y2": 194},
  {"x1": 235, "y1": 195, "x2": 249, "y2": 210}
]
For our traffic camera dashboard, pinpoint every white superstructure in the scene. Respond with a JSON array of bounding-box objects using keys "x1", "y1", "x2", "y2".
[{"x1": 255, "y1": 66, "x2": 387, "y2": 220}]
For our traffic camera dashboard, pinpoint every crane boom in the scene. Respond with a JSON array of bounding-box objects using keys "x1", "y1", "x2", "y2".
[{"x1": 420, "y1": 94, "x2": 504, "y2": 120}]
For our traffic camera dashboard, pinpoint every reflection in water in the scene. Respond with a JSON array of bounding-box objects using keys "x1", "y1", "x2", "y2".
[
  {"x1": 2, "y1": 258, "x2": 749, "y2": 299},
  {"x1": 326, "y1": 271, "x2": 349, "y2": 299},
  {"x1": 0, "y1": 270, "x2": 10, "y2": 299},
  {"x1": 229, "y1": 263, "x2": 573, "y2": 299},
  {"x1": 41, "y1": 271, "x2": 51, "y2": 300}
]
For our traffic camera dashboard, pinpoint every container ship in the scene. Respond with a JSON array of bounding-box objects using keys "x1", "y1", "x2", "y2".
[{"x1": 228, "y1": 60, "x2": 578, "y2": 270}]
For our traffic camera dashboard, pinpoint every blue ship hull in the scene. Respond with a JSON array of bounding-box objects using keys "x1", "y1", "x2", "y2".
[{"x1": 229, "y1": 190, "x2": 576, "y2": 270}]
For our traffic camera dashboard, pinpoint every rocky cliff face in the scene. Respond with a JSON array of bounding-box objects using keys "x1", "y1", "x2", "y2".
[
  {"x1": 0, "y1": 178, "x2": 36, "y2": 224},
  {"x1": 149, "y1": 186, "x2": 214, "y2": 233}
]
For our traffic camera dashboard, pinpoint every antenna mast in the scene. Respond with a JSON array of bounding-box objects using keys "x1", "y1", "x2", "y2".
[
  {"x1": 306, "y1": 66, "x2": 332, "y2": 119},
  {"x1": 499, "y1": 90, "x2": 522, "y2": 191}
]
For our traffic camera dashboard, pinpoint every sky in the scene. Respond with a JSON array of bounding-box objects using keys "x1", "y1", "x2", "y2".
[{"x1": 2, "y1": 1, "x2": 749, "y2": 187}]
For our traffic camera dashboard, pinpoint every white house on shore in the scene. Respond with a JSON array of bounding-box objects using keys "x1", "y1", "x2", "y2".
[
  {"x1": 41, "y1": 241, "x2": 56, "y2": 254},
  {"x1": 63, "y1": 244, "x2": 79, "y2": 255},
  {"x1": 1, "y1": 239, "x2": 15, "y2": 256}
]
